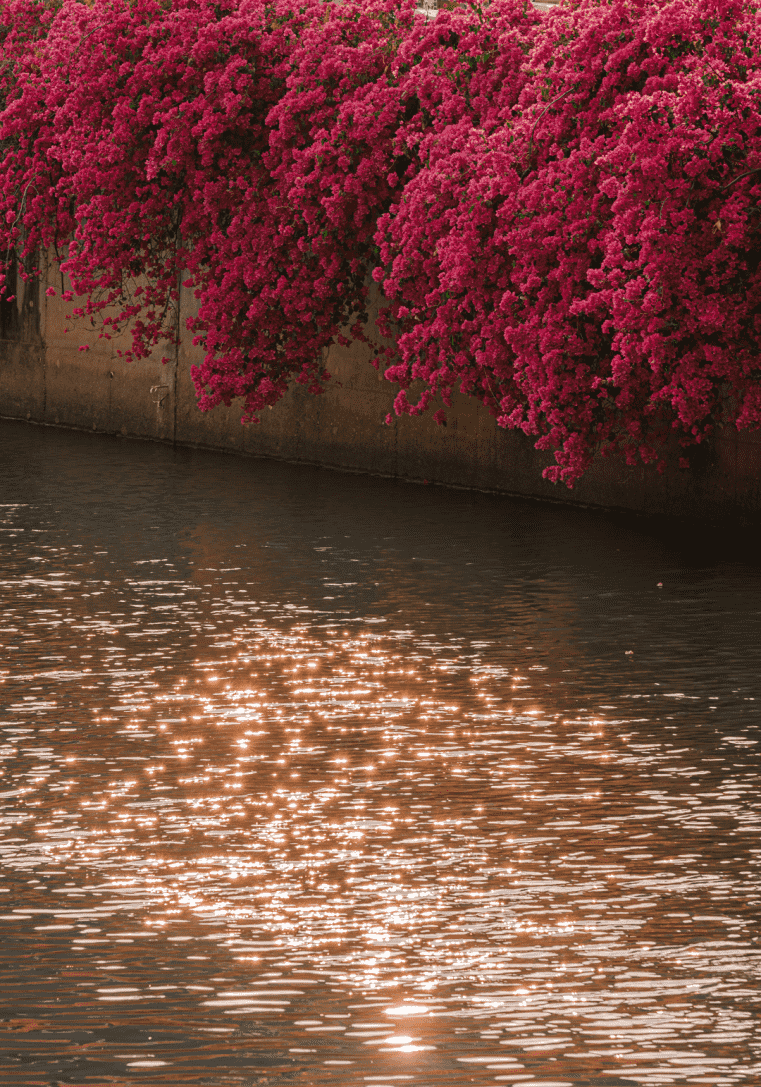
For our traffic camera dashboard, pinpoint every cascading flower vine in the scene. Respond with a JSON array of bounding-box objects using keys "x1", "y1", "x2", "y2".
[
  {"x1": 0, "y1": 0, "x2": 66, "y2": 298},
  {"x1": 1, "y1": 0, "x2": 761, "y2": 482},
  {"x1": 374, "y1": 0, "x2": 761, "y2": 482}
]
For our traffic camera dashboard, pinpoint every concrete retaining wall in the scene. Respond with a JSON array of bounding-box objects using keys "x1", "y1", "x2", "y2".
[{"x1": 1, "y1": 254, "x2": 761, "y2": 522}]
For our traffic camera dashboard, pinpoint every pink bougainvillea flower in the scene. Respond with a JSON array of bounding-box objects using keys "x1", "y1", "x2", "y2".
[{"x1": 2, "y1": 0, "x2": 761, "y2": 484}]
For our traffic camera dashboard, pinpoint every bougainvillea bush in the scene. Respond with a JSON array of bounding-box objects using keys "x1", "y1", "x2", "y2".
[
  {"x1": 375, "y1": 0, "x2": 761, "y2": 482},
  {"x1": 2, "y1": 0, "x2": 761, "y2": 482}
]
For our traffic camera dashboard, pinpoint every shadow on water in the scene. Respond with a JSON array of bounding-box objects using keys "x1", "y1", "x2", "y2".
[{"x1": 0, "y1": 418, "x2": 759, "y2": 1086}]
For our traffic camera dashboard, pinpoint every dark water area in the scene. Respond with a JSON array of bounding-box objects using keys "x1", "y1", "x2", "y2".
[{"x1": 0, "y1": 417, "x2": 759, "y2": 1087}]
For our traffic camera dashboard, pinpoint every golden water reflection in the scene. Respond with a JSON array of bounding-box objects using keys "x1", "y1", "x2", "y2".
[{"x1": 1, "y1": 421, "x2": 760, "y2": 1086}]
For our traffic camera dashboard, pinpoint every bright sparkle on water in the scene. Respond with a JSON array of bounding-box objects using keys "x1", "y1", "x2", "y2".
[{"x1": 0, "y1": 420, "x2": 760, "y2": 1086}]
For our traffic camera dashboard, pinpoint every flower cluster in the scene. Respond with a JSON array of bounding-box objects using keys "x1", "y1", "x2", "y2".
[
  {"x1": 2, "y1": 0, "x2": 761, "y2": 482},
  {"x1": 375, "y1": 0, "x2": 761, "y2": 481}
]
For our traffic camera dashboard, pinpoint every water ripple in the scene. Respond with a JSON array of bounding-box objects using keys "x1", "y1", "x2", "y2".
[{"x1": 0, "y1": 420, "x2": 760, "y2": 1085}]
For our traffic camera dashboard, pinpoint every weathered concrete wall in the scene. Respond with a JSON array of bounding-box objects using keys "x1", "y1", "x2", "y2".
[{"x1": 1, "y1": 254, "x2": 760, "y2": 522}]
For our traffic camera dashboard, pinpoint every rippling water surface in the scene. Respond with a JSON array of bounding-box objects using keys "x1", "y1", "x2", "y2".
[{"x1": 1, "y1": 419, "x2": 760, "y2": 1087}]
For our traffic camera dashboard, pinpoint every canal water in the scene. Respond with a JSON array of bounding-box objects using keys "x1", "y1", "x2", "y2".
[{"x1": 1, "y1": 418, "x2": 760, "y2": 1087}]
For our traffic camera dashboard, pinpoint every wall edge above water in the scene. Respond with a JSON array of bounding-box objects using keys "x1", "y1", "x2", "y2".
[{"x1": 1, "y1": 255, "x2": 760, "y2": 526}]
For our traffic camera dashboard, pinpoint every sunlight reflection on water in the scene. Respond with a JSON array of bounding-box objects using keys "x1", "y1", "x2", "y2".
[{"x1": 1, "y1": 419, "x2": 760, "y2": 1086}]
